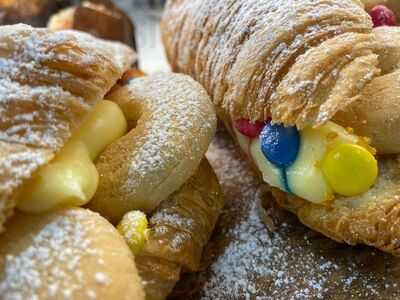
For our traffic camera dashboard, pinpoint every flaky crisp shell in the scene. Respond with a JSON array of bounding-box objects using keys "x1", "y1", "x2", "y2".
[
  {"x1": 136, "y1": 158, "x2": 224, "y2": 300},
  {"x1": 271, "y1": 158, "x2": 400, "y2": 255},
  {"x1": 0, "y1": 24, "x2": 135, "y2": 231},
  {"x1": 162, "y1": 0, "x2": 400, "y2": 254},
  {"x1": 161, "y1": 0, "x2": 377, "y2": 128}
]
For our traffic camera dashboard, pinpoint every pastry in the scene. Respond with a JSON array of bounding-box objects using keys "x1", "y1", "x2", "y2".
[
  {"x1": 119, "y1": 158, "x2": 223, "y2": 300},
  {"x1": 0, "y1": 157, "x2": 223, "y2": 300},
  {"x1": 0, "y1": 23, "x2": 216, "y2": 223},
  {"x1": 0, "y1": 23, "x2": 135, "y2": 231},
  {"x1": 0, "y1": 0, "x2": 72, "y2": 27},
  {"x1": 89, "y1": 72, "x2": 217, "y2": 222},
  {"x1": 0, "y1": 208, "x2": 145, "y2": 300},
  {"x1": 161, "y1": 0, "x2": 400, "y2": 254},
  {"x1": 47, "y1": 1, "x2": 137, "y2": 51},
  {"x1": 169, "y1": 127, "x2": 400, "y2": 300},
  {"x1": 0, "y1": 24, "x2": 223, "y2": 299}
]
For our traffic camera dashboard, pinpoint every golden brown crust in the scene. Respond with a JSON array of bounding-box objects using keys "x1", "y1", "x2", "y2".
[
  {"x1": 232, "y1": 131, "x2": 400, "y2": 255},
  {"x1": 89, "y1": 73, "x2": 217, "y2": 223},
  {"x1": 331, "y1": 27, "x2": 400, "y2": 154},
  {"x1": 0, "y1": 24, "x2": 135, "y2": 232},
  {"x1": 271, "y1": 33, "x2": 380, "y2": 128},
  {"x1": 162, "y1": 0, "x2": 400, "y2": 254},
  {"x1": 136, "y1": 158, "x2": 224, "y2": 300},
  {"x1": 0, "y1": 208, "x2": 145, "y2": 299},
  {"x1": 272, "y1": 158, "x2": 400, "y2": 255},
  {"x1": 334, "y1": 70, "x2": 400, "y2": 154},
  {"x1": 161, "y1": 0, "x2": 376, "y2": 126}
]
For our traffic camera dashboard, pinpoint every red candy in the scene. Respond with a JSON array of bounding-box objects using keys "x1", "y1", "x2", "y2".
[
  {"x1": 369, "y1": 5, "x2": 397, "y2": 27},
  {"x1": 234, "y1": 119, "x2": 265, "y2": 138}
]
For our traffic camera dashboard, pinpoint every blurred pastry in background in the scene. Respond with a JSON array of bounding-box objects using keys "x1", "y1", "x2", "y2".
[
  {"x1": 0, "y1": 0, "x2": 136, "y2": 52},
  {"x1": 48, "y1": 0, "x2": 136, "y2": 51},
  {"x1": 0, "y1": 0, "x2": 72, "y2": 26}
]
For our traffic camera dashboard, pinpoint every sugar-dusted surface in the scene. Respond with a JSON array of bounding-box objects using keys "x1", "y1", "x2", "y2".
[
  {"x1": 169, "y1": 127, "x2": 400, "y2": 300},
  {"x1": 0, "y1": 24, "x2": 134, "y2": 148},
  {"x1": 161, "y1": 0, "x2": 376, "y2": 125},
  {"x1": 136, "y1": 158, "x2": 223, "y2": 300},
  {"x1": 0, "y1": 208, "x2": 143, "y2": 300},
  {"x1": 92, "y1": 73, "x2": 217, "y2": 219},
  {"x1": 0, "y1": 209, "x2": 98, "y2": 299},
  {"x1": 119, "y1": 73, "x2": 216, "y2": 194},
  {"x1": 0, "y1": 24, "x2": 135, "y2": 231}
]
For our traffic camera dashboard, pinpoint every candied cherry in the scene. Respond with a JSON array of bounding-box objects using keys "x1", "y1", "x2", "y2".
[
  {"x1": 234, "y1": 119, "x2": 265, "y2": 138},
  {"x1": 369, "y1": 5, "x2": 397, "y2": 27}
]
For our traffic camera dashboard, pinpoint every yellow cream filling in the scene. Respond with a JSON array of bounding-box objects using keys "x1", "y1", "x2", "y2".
[
  {"x1": 235, "y1": 121, "x2": 377, "y2": 204},
  {"x1": 17, "y1": 100, "x2": 128, "y2": 213}
]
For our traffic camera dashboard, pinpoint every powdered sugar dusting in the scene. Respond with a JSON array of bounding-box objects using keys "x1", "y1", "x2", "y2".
[
  {"x1": 94, "y1": 272, "x2": 110, "y2": 286},
  {"x1": 121, "y1": 73, "x2": 215, "y2": 190},
  {"x1": 0, "y1": 24, "x2": 133, "y2": 149},
  {"x1": 0, "y1": 24, "x2": 85, "y2": 148},
  {"x1": 0, "y1": 209, "x2": 103, "y2": 300},
  {"x1": 162, "y1": 0, "x2": 373, "y2": 122},
  {"x1": 100, "y1": 73, "x2": 216, "y2": 213},
  {"x1": 0, "y1": 142, "x2": 52, "y2": 232},
  {"x1": 0, "y1": 77, "x2": 78, "y2": 148},
  {"x1": 0, "y1": 24, "x2": 134, "y2": 230},
  {"x1": 172, "y1": 129, "x2": 400, "y2": 299}
]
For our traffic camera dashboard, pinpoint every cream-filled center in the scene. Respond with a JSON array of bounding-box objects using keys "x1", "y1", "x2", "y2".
[
  {"x1": 17, "y1": 100, "x2": 128, "y2": 213},
  {"x1": 234, "y1": 121, "x2": 378, "y2": 204}
]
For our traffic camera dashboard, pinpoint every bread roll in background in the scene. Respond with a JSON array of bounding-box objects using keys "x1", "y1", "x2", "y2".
[
  {"x1": 0, "y1": 0, "x2": 73, "y2": 26},
  {"x1": 47, "y1": 0, "x2": 137, "y2": 51}
]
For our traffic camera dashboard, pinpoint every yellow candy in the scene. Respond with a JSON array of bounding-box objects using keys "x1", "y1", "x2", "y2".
[
  {"x1": 117, "y1": 211, "x2": 149, "y2": 255},
  {"x1": 321, "y1": 144, "x2": 378, "y2": 197}
]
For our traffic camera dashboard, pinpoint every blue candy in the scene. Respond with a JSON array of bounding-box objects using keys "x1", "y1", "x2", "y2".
[{"x1": 260, "y1": 123, "x2": 300, "y2": 169}]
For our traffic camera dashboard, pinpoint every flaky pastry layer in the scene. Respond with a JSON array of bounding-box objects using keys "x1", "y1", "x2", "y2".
[
  {"x1": 162, "y1": 0, "x2": 400, "y2": 254},
  {"x1": 161, "y1": 0, "x2": 377, "y2": 128},
  {"x1": 136, "y1": 159, "x2": 224, "y2": 300},
  {"x1": 0, "y1": 24, "x2": 135, "y2": 231}
]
